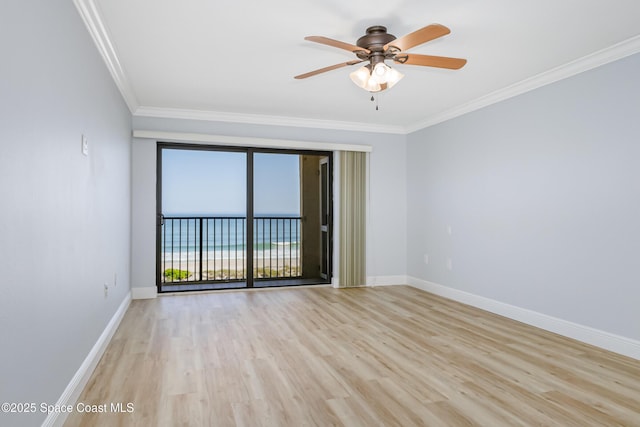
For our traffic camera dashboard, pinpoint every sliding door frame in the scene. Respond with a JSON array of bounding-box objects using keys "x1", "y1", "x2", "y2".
[{"x1": 156, "y1": 142, "x2": 333, "y2": 293}]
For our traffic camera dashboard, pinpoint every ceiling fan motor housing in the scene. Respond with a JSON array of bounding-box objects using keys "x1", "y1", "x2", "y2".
[
  {"x1": 357, "y1": 26, "x2": 396, "y2": 50},
  {"x1": 356, "y1": 26, "x2": 397, "y2": 64}
]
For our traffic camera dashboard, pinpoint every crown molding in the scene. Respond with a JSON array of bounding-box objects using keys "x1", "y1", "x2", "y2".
[
  {"x1": 73, "y1": 0, "x2": 139, "y2": 112},
  {"x1": 75, "y1": 0, "x2": 640, "y2": 136},
  {"x1": 405, "y1": 34, "x2": 640, "y2": 133},
  {"x1": 128, "y1": 31, "x2": 640, "y2": 136},
  {"x1": 133, "y1": 106, "x2": 406, "y2": 135}
]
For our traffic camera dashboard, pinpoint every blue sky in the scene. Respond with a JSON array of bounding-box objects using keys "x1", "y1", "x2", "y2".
[{"x1": 162, "y1": 149, "x2": 300, "y2": 215}]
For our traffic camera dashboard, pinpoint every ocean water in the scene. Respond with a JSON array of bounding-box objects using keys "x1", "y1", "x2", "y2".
[{"x1": 161, "y1": 215, "x2": 300, "y2": 262}]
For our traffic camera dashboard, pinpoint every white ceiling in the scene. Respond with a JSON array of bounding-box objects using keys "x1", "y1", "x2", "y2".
[{"x1": 80, "y1": 0, "x2": 640, "y2": 133}]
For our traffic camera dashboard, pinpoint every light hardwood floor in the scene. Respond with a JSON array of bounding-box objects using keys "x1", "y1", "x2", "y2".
[{"x1": 65, "y1": 286, "x2": 640, "y2": 426}]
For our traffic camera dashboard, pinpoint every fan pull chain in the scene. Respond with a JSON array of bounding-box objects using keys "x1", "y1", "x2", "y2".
[{"x1": 370, "y1": 95, "x2": 379, "y2": 111}]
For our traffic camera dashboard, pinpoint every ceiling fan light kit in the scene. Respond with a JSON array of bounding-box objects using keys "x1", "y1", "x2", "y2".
[
  {"x1": 295, "y1": 24, "x2": 467, "y2": 94},
  {"x1": 349, "y1": 62, "x2": 404, "y2": 93}
]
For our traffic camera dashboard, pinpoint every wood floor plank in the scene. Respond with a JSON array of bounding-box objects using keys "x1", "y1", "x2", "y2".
[{"x1": 64, "y1": 286, "x2": 640, "y2": 426}]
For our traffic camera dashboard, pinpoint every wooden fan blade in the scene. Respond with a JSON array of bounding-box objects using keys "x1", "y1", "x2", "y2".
[
  {"x1": 394, "y1": 53, "x2": 467, "y2": 69},
  {"x1": 294, "y1": 60, "x2": 364, "y2": 79},
  {"x1": 384, "y1": 24, "x2": 451, "y2": 52},
  {"x1": 304, "y1": 36, "x2": 370, "y2": 54}
]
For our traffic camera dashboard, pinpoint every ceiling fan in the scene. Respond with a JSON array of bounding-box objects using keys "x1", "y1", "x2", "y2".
[{"x1": 295, "y1": 24, "x2": 467, "y2": 93}]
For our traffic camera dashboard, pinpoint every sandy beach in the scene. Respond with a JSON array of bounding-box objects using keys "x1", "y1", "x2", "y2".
[{"x1": 161, "y1": 256, "x2": 301, "y2": 281}]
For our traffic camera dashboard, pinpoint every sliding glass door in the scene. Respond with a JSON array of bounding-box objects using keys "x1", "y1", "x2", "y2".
[
  {"x1": 156, "y1": 144, "x2": 332, "y2": 292},
  {"x1": 253, "y1": 153, "x2": 301, "y2": 284},
  {"x1": 157, "y1": 147, "x2": 247, "y2": 291}
]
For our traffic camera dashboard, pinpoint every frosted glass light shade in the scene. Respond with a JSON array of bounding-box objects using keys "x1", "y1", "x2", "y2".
[
  {"x1": 372, "y1": 62, "x2": 389, "y2": 83},
  {"x1": 349, "y1": 66, "x2": 370, "y2": 87},
  {"x1": 384, "y1": 66, "x2": 404, "y2": 89},
  {"x1": 349, "y1": 66, "x2": 381, "y2": 92}
]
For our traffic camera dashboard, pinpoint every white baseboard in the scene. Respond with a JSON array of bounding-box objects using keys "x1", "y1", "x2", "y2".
[
  {"x1": 131, "y1": 286, "x2": 157, "y2": 299},
  {"x1": 407, "y1": 277, "x2": 640, "y2": 360},
  {"x1": 42, "y1": 291, "x2": 131, "y2": 427},
  {"x1": 367, "y1": 275, "x2": 408, "y2": 287}
]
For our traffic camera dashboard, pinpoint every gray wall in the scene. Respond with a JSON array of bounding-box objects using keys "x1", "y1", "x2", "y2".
[
  {"x1": 0, "y1": 1, "x2": 132, "y2": 425},
  {"x1": 407, "y1": 52, "x2": 640, "y2": 341},
  {"x1": 131, "y1": 117, "x2": 408, "y2": 290}
]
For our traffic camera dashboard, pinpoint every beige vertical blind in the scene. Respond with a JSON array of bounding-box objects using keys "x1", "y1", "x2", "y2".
[{"x1": 338, "y1": 151, "x2": 367, "y2": 287}]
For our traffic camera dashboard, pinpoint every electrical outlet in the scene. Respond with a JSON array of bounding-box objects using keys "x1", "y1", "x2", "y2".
[
  {"x1": 104, "y1": 283, "x2": 109, "y2": 297},
  {"x1": 447, "y1": 225, "x2": 452, "y2": 236},
  {"x1": 446, "y1": 258, "x2": 453, "y2": 271},
  {"x1": 424, "y1": 254, "x2": 429, "y2": 265}
]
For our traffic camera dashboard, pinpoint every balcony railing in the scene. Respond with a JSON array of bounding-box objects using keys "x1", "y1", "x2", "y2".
[{"x1": 160, "y1": 216, "x2": 301, "y2": 285}]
